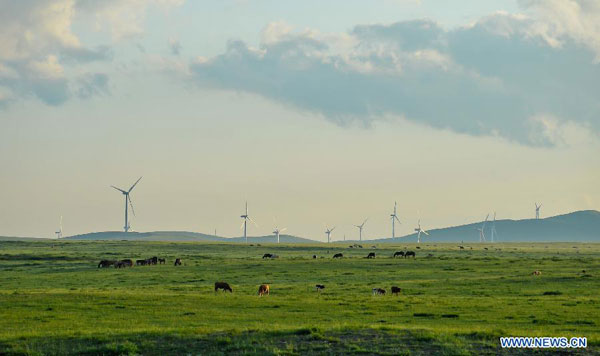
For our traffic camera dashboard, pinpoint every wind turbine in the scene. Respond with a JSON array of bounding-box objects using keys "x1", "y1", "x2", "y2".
[
  {"x1": 325, "y1": 226, "x2": 335, "y2": 243},
  {"x1": 55, "y1": 215, "x2": 63, "y2": 239},
  {"x1": 111, "y1": 177, "x2": 142, "y2": 232},
  {"x1": 490, "y1": 212, "x2": 498, "y2": 243},
  {"x1": 414, "y1": 219, "x2": 429, "y2": 243},
  {"x1": 273, "y1": 226, "x2": 287, "y2": 244},
  {"x1": 535, "y1": 203, "x2": 542, "y2": 220},
  {"x1": 354, "y1": 218, "x2": 368, "y2": 241},
  {"x1": 390, "y1": 202, "x2": 401, "y2": 238},
  {"x1": 240, "y1": 201, "x2": 257, "y2": 243},
  {"x1": 477, "y1": 214, "x2": 489, "y2": 242}
]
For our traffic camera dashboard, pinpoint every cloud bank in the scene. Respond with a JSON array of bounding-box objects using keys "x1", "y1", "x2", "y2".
[{"x1": 189, "y1": 1, "x2": 600, "y2": 145}]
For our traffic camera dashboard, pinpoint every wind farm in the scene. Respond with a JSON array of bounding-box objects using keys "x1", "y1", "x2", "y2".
[{"x1": 1, "y1": 1, "x2": 599, "y2": 354}]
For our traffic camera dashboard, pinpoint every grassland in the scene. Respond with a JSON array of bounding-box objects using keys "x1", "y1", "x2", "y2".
[{"x1": 0, "y1": 239, "x2": 599, "y2": 355}]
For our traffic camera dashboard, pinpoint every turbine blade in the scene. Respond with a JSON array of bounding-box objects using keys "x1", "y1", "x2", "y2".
[
  {"x1": 280, "y1": 227, "x2": 287, "y2": 232},
  {"x1": 423, "y1": 230, "x2": 429, "y2": 235},
  {"x1": 128, "y1": 195, "x2": 135, "y2": 217},
  {"x1": 248, "y1": 217, "x2": 259, "y2": 227},
  {"x1": 111, "y1": 186, "x2": 127, "y2": 193},
  {"x1": 395, "y1": 216, "x2": 401, "y2": 224},
  {"x1": 128, "y1": 176, "x2": 142, "y2": 192},
  {"x1": 240, "y1": 220, "x2": 245, "y2": 230}
]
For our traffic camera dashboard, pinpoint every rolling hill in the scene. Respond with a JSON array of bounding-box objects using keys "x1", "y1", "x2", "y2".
[
  {"x1": 62, "y1": 231, "x2": 317, "y2": 244},
  {"x1": 370, "y1": 210, "x2": 600, "y2": 243}
]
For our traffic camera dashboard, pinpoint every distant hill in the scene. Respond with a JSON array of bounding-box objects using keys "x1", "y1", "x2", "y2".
[
  {"x1": 368, "y1": 210, "x2": 600, "y2": 243},
  {"x1": 63, "y1": 231, "x2": 317, "y2": 244}
]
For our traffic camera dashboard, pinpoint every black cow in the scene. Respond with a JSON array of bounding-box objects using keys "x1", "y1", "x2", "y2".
[
  {"x1": 312, "y1": 255, "x2": 317, "y2": 259},
  {"x1": 315, "y1": 284, "x2": 325, "y2": 292},
  {"x1": 404, "y1": 251, "x2": 416, "y2": 259},
  {"x1": 98, "y1": 260, "x2": 116, "y2": 268},
  {"x1": 150, "y1": 256, "x2": 158, "y2": 265},
  {"x1": 215, "y1": 281, "x2": 233, "y2": 293},
  {"x1": 136, "y1": 259, "x2": 147, "y2": 266},
  {"x1": 372, "y1": 288, "x2": 386, "y2": 295},
  {"x1": 158, "y1": 258, "x2": 166, "y2": 264},
  {"x1": 391, "y1": 286, "x2": 402, "y2": 295},
  {"x1": 367, "y1": 252, "x2": 376, "y2": 259},
  {"x1": 393, "y1": 251, "x2": 404, "y2": 258},
  {"x1": 174, "y1": 258, "x2": 182, "y2": 266},
  {"x1": 262, "y1": 253, "x2": 273, "y2": 259},
  {"x1": 333, "y1": 253, "x2": 343, "y2": 259}
]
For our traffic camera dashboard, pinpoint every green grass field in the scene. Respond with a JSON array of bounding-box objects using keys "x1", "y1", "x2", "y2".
[{"x1": 1, "y1": 240, "x2": 598, "y2": 355}]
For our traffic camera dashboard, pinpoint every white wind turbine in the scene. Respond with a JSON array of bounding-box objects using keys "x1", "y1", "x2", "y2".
[
  {"x1": 390, "y1": 202, "x2": 401, "y2": 238},
  {"x1": 111, "y1": 176, "x2": 142, "y2": 232},
  {"x1": 354, "y1": 218, "x2": 368, "y2": 241},
  {"x1": 55, "y1": 215, "x2": 63, "y2": 239},
  {"x1": 325, "y1": 226, "x2": 335, "y2": 243},
  {"x1": 273, "y1": 226, "x2": 287, "y2": 244},
  {"x1": 414, "y1": 219, "x2": 429, "y2": 243},
  {"x1": 535, "y1": 203, "x2": 542, "y2": 220},
  {"x1": 240, "y1": 201, "x2": 258, "y2": 243},
  {"x1": 490, "y1": 212, "x2": 498, "y2": 243},
  {"x1": 477, "y1": 214, "x2": 489, "y2": 242}
]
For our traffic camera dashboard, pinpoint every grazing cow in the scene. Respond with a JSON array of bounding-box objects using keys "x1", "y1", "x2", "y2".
[
  {"x1": 315, "y1": 284, "x2": 325, "y2": 292},
  {"x1": 98, "y1": 260, "x2": 116, "y2": 268},
  {"x1": 372, "y1": 288, "x2": 386, "y2": 295},
  {"x1": 258, "y1": 284, "x2": 270, "y2": 296},
  {"x1": 115, "y1": 260, "x2": 132, "y2": 268},
  {"x1": 393, "y1": 251, "x2": 405, "y2": 258},
  {"x1": 333, "y1": 253, "x2": 343, "y2": 259},
  {"x1": 484, "y1": 247, "x2": 488, "y2": 250},
  {"x1": 136, "y1": 259, "x2": 147, "y2": 266},
  {"x1": 358, "y1": 245, "x2": 363, "y2": 249},
  {"x1": 312, "y1": 255, "x2": 317, "y2": 259},
  {"x1": 416, "y1": 246, "x2": 421, "y2": 249},
  {"x1": 262, "y1": 253, "x2": 273, "y2": 259},
  {"x1": 158, "y1": 258, "x2": 166, "y2": 264},
  {"x1": 150, "y1": 256, "x2": 158, "y2": 265},
  {"x1": 459, "y1": 246, "x2": 464, "y2": 250},
  {"x1": 174, "y1": 258, "x2": 182, "y2": 266},
  {"x1": 391, "y1": 286, "x2": 401, "y2": 295},
  {"x1": 532, "y1": 270, "x2": 542, "y2": 276},
  {"x1": 349, "y1": 245, "x2": 354, "y2": 248},
  {"x1": 367, "y1": 252, "x2": 376, "y2": 259},
  {"x1": 405, "y1": 251, "x2": 416, "y2": 259},
  {"x1": 215, "y1": 281, "x2": 232, "y2": 293},
  {"x1": 371, "y1": 245, "x2": 377, "y2": 249}
]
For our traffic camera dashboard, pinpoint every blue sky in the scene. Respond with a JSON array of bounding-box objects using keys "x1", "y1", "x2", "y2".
[{"x1": 0, "y1": 0, "x2": 598, "y2": 240}]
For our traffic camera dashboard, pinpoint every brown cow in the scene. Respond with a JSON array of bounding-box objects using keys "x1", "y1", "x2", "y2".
[
  {"x1": 258, "y1": 284, "x2": 270, "y2": 296},
  {"x1": 391, "y1": 286, "x2": 401, "y2": 295},
  {"x1": 532, "y1": 270, "x2": 542, "y2": 276},
  {"x1": 174, "y1": 258, "x2": 182, "y2": 266},
  {"x1": 215, "y1": 281, "x2": 232, "y2": 293}
]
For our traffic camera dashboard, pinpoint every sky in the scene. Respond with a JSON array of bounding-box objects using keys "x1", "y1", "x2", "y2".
[{"x1": 0, "y1": 0, "x2": 599, "y2": 241}]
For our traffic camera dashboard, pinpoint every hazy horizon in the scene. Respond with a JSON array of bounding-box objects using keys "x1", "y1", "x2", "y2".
[{"x1": 1, "y1": 1, "x2": 599, "y2": 241}]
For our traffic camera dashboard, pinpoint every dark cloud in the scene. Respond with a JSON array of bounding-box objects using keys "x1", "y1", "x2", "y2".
[{"x1": 189, "y1": 14, "x2": 600, "y2": 145}]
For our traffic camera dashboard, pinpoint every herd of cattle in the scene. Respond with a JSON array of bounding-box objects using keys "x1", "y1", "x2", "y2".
[
  {"x1": 212, "y1": 281, "x2": 402, "y2": 297},
  {"x1": 98, "y1": 257, "x2": 182, "y2": 268}
]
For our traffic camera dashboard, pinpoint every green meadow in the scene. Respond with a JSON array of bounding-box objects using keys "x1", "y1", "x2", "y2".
[{"x1": 0, "y1": 240, "x2": 598, "y2": 355}]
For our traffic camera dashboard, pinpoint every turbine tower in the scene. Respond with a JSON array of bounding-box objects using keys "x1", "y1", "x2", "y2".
[
  {"x1": 240, "y1": 202, "x2": 257, "y2": 243},
  {"x1": 111, "y1": 176, "x2": 142, "y2": 232},
  {"x1": 325, "y1": 226, "x2": 335, "y2": 243},
  {"x1": 55, "y1": 215, "x2": 63, "y2": 239},
  {"x1": 390, "y1": 202, "x2": 401, "y2": 238},
  {"x1": 414, "y1": 219, "x2": 429, "y2": 243},
  {"x1": 273, "y1": 226, "x2": 287, "y2": 244},
  {"x1": 477, "y1": 214, "x2": 489, "y2": 242},
  {"x1": 490, "y1": 212, "x2": 498, "y2": 243},
  {"x1": 535, "y1": 203, "x2": 542, "y2": 220},
  {"x1": 354, "y1": 218, "x2": 368, "y2": 241}
]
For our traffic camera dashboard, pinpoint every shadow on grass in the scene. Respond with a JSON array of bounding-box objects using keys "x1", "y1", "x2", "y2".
[{"x1": 1, "y1": 328, "x2": 596, "y2": 355}]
